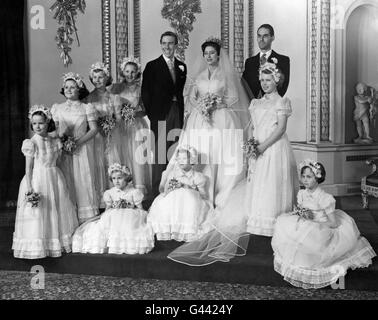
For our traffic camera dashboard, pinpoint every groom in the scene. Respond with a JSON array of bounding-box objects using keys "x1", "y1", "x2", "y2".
[
  {"x1": 242, "y1": 24, "x2": 290, "y2": 99},
  {"x1": 142, "y1": 31, "x2": 187, "y2": 198}
]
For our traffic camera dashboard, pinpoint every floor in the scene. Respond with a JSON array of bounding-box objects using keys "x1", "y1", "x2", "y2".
[{"x1": 1, "y1": 270, "x2": 378, "y2": 300}]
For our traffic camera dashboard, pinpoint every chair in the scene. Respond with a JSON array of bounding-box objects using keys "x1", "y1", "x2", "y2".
[{"x1": 361, "y1": 157, "x2": 378, "y2": 209}]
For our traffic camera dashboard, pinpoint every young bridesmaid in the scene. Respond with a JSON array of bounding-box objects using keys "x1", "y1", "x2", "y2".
[
  {"x1": 148, "y1": 146, "x2": 214, "y2": 242},
  {"x1": 12, "y1": 105, "x2": 78, "y2": 259},
  {"x1": 51, "y1": 72, "x2": 99, "y2": 223},
  {"x1": 272, "y1": 160, "x2": 377, "y2": 289},
  {"x1": 72, "y1": 163, "x2": 154, "y2": 254},
  {"x1": 111, "y1": 56, "x2": 151, "y2": 198},
  {"x1": 86, "y1": 62, "x2": 123, "y2": 206}
]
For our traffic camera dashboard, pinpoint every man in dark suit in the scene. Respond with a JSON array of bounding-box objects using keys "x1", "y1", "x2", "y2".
[
  {"x1": 242, "y1": 24, "x2": 290, "y2": 99},
  {"x1": 142, "y1": 31, "x2": 187, "y2": 197}
]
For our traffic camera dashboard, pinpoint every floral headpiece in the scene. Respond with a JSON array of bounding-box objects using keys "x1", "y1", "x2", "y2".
[
  {"x1": 62, "y1": 72, "x2": 85, "y2": 88},
  {"x1": 108, "y1": 163, "x2": 132, "y2": 177},
  {"x1": 259, "y1": 61, "x2": 281, "y2": 83},
  {"x1": 89, "y1": 62, "x2": 110, "y2": 78},
  {"x1": 176, "y1": 145, "x2": 198, "y2": 164},
  {"x1": 204, "y1": 36, "x2": 222, "y2": 48},
  {"x1": 120, "y1": 56, "x2": 142, "y2": 73},
  {"x1": 299, "y1": 159, "x2": 323, "y2": 179},
  {"x1": 28, "y1": 104, "x2": 52, "y2": 121}
]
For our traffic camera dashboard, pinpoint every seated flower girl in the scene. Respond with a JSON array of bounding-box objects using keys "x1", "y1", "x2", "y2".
[
  {"x1": 72, "y1": 163, "x2": 154, "y2": 254},
  {"x1": 272, "y1": 160, "x2": 376, "y2": 289},
  {"x1": 147, "y1": 146, "x2": 214, "y2": 242}
]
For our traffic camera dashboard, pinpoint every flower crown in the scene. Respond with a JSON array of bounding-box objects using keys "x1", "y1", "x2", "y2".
[
  {"x1": 108, "y1": 163, "x2": 132, "y2": 177},
  {"x1": 259, "y1": 61, "x2": 281, "y2": 83},
  {"x1": 62, "y1": 72, "x2": 85, "y2": 88},
  {"x1": 176, "y1": 145, "x2": 198, "y2": 164},
  {"x1": 120, "y1": 56, "x2": 142, "y2": 73},
  {"x1": 28, "y1": 104, "x2": 52, "y2": 121},
  {"x1": 204, "y1": 36, "x2": 222, "y2": 48},
  {"x1": 89, "y1": 62, "x2": 110, "y2": 78},
  {"x1": 299, "y1": 159, "x2": 323, "y2": 179}
]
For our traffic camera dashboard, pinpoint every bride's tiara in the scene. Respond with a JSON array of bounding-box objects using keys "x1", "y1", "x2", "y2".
[{"x1": 204, "y1": 36, "x2": 222, "y2": 48}]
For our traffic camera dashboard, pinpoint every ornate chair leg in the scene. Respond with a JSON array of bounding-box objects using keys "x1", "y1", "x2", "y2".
[{"x1": 362, "y1": 191, "x2": 369, "y2": 209}]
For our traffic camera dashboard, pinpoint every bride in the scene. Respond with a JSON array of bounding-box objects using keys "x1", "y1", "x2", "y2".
[{"x1": 165, "y1": 37, "x2": 250, "y2": 211}]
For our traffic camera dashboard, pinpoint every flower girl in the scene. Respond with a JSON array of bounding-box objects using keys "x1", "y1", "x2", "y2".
[
  {"x1": 12, "y1": 105, "x2": 78, "y2": 259},
  {"x1": 111, "y1": 56, "x2": 151, "y2": 197},
  {"x1": 147, "y1": 146, "x2": 214, "y2": 242},
  {"x1": 272, "y1": 160, "x2": 376, "y2": 289},
  {"x1": 72, "y1": 163, "x2": 154, "y2": 254}
]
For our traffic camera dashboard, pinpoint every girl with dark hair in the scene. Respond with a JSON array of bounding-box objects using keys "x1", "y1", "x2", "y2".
[
  {"x1": 272, "y1": 159, "x2": 376, "y2": 289},
  {"x1": 111, "y1": 57, "x2": 151, "y2": 198},
  {"x1": 51, "y1": 72, "x2": 99, "y2": 223},
  {"x1": 12, "y1": 105, "x2": 78, "y2": 259}
]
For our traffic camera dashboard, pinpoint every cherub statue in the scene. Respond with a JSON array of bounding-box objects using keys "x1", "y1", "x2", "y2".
[{"x1": 353, "y1": 82, "x2": 374, "y2": 144}]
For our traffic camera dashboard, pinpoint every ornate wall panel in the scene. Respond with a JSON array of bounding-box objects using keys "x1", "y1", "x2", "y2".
[
  {"x1": 133, "y1": 0, "x2": 141, "y2": 57},
  {"x1": 102, "y1": 0, "x2": 112, "y2": 74},
  {"x1": 233, "y1": 0, "x2": 244, "y2": 73},
  {"x1": 116, "y1": 0, "x2": 128, "y2": 81},
  {"x1": 221, "y1": 0, "x2": 230, "y2": 54}
]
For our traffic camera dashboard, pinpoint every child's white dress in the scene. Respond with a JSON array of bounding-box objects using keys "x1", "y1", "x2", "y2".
[
  {"x1": 272, "y1": 187, "x2": 377, "y2": 289},
  {"x1": 246, "y1": 92, "x2": 298, "y2": 236},
  {"x1": 72, "y1": 186, "x2": 154, "y2": 254},
  {"x1": 147, "y1": 165, "x2": 214, "y2": 242},
  {"x1": 12, "y1": 135, "x2": 78, "y2": 259},
  {"x1": 51, "y1": 100, "x2": 99, "y2": 222},
  {"x1": 115, "y1": 83, "x2": 151, "y2": 197}
]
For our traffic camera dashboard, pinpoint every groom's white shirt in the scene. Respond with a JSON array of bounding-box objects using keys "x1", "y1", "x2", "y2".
[{"x1": 259, "y1": 50, "x2": 272, "y2": 59}]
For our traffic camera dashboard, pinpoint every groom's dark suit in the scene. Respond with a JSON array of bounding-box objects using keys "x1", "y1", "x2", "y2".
[
  {"x1": 242, "y1": 50, "x2": 290, "y2": 99},
  {"x1": 142, "y1": 55, "x2": 187, "y2": 197}
]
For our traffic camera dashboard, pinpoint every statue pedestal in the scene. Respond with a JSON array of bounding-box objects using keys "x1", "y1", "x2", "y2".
[{"x1": 292, "y1": 142, "x2": 378, "y2": 196}]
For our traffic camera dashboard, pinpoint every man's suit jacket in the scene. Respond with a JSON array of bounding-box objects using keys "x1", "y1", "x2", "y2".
[
  {"x1": 141, "y1": 55, "x2": 187, "y2": 125},
  {"x1": 242, "y1": 50, "x2": 290, "y2": 99}
]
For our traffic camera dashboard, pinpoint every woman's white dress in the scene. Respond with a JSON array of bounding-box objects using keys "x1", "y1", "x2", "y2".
[
  {"x1": 51, "y1": 100, "x2": 99, "y2": 223},
  {"x1": 147, "y1": 165, "x2": 214, "y2": 242},
  {"x1": 245, "y1": 92, "x2": 298, "y2": 236},
  {"x1": 72, "y1": 186, "x2": 154, "y2": 254},
  {"x1": 86, "y1": 89, "x2": 123, "y2": 206},
  {"x1": 116, "y1": 83, "x2": 152, "y2": 197},
  {"x1": 272, "y1": 187, "x2": 376, "y2": 289},
  {"x1": 171, "y1": 67, "x2": 246, "y2": 210},
  {"x1": 12, "y1": 135, "x2": 78, "y2": 259}
]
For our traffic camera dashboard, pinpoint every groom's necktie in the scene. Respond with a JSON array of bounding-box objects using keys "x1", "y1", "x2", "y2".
[
  {"x1": 260, "y1": 53, "x2": 267, "y2": 65},
  {"x1": 167, "y1": 59, "x2": 176, "y2": 84}
]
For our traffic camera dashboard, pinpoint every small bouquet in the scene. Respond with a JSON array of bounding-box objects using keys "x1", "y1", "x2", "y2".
[
  {"x1": 197, "y1": 93, "x2": 223, "y2": 123},
  {"x1": 61, "y1": 135, "x2": 77, "y2": 154},
  {"x1": 166, "y1": 178, "x2": 184, "y2": 193},
  {"x1": 98, "y1": 115, "x2": 117, "y2": 138},
  {"x1": 120, "y1": 103, "x2": 136, "y2": 126},
  {"x1": 242, "y1": 137, "x2": 260, "y2": 159},
  {"x1": 112, "y1": 198, "x2": 136, "y2": 209},
  {"x1": 292, "y1": 205, "x2": 314, "y2": 221},
  {"x1": 25, "y1": 191, "x2": 41, "y2": 208}
]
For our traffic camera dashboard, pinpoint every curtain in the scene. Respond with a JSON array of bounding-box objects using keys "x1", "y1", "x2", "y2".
[{"x1": 0, "y1": 0, "x2": 28, "y2": 205}]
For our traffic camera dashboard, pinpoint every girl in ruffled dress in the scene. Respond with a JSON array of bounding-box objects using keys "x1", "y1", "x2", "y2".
[
  {"x1": 111, "y1": 56, "x2": 151, "y2": 197},
  {"x1": 86, "y1": 62, "x2": 123, "y2": 206},
  {"x1": 148, "y1": 146, "x2": 214, "y2": 242},
  {"x1": 272, "y1": 160, "x2": 376, "y2": 289},
  {"x1": 51, "y1": 72, "x2": 99, "y2": 223},
  {"x1": 12, "y1": 105, "x2": 78, "y2": 259},
  {"x1": 72, "y1": 163, "x2": 154, "y2": 254}
]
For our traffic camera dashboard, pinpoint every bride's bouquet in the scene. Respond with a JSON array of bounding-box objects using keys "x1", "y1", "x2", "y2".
[
  {"x1": 166, "y1": 178, "x2": 184, "y2": 193},
  {"x1": 120, "y1": 103, "x2": 136, "y2": 126},
  {"x1": 197, "y1": 93, "x2": 223, "y2": 123},
  {"x1": 242, "y1": 137, "x2": 260, "y2": 159}
]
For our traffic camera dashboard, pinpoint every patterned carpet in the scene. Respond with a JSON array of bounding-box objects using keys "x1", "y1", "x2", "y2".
[{"x1": 1, "y1": 271, "x2": 378, "y2": 300}]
